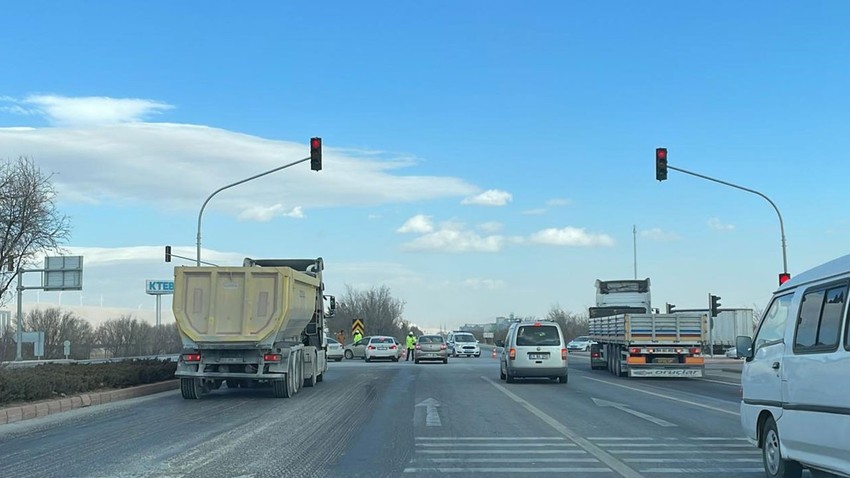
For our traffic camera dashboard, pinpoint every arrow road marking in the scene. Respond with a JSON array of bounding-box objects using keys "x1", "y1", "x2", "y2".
[
  {"x1": 416, "y1": 397, "x2": 442, "y2": 427},
  {"x1": 592, "y1": 398, "x2": 677, "y2": 427}
]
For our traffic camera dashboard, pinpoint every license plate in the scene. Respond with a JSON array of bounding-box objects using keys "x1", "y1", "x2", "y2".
[
  {"x1": 528, "y1": 353, "x2": 548, "y2": 359},
  {"x1": 379, "y1": 346, "x2": 387, "y2": 350}
]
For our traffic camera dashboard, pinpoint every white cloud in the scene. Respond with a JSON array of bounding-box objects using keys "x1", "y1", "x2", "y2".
[
  {"x1": 0, "y1": 98, "x2": 479, "y2": 217},
  {"x1": 67, "y1": 245, "x2": 244, "y2": 266},
  {"x1": 546, "y1": 198, "x2": 572, "y2": 207},
  {"x1": 477, "y1": 221, "x2": 503, "y2": 233},
  {"x1": 461, "y1": 189, "x2": 513, "y2": 206},
  {"x1": 528, "y1": 227, "x2": 615, "y2": 247},
  {"x1": 4, "y1": 94, "x2": 173, "y2": 125},
  {"x1": 402, "y1": 227, "x2": 506, "y2": 253},
  {"x1": 397, "y1": 214, "x2": 434, "y2": 234},
  {"x1": 237, "y1": 204, "x2": 304, "y2": 222},
  {"x1": 640, "y1": 227, "x2": 680, "y2": 241},
  {"x1": 462, "y1": 278, "x2": 507, "y2": 290},
  {"x1": 708, "y1": 217, "x2": 735, "y2": 231},
  {"x1": 521, "y1": 208, "x2": 547, "y2": 216}
]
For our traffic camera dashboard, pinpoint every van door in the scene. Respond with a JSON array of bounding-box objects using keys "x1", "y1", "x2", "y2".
[
  {"x1": 741, "y1": 293, "x2": 794, "y2": 441},
  {"x1": 780, "y1": 283, "x2": 850, "y2": 472}
]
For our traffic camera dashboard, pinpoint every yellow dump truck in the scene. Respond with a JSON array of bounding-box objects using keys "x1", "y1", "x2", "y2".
[{"x1": 172, "y1": 257, "x2": 335, "y2": 399}]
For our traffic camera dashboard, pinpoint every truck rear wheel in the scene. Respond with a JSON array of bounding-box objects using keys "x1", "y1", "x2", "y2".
[
  {"x1": 272, "y1": 377, "x2": 293, "y2": 398},
  {"x1": 180, "y1": 378, "x2": 203, "y2": 400},
  {"x1": 304, "y1": 352, "x2": 317, "y2": 388}
]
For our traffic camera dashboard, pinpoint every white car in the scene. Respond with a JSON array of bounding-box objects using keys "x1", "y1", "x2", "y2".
[
  {"x1": 364, "y1": 336, "x2": 400, "y2": 362},
  {"x1": 567, "y1": 336, "x2": 595, "y2": 352},
  {"x1": 325, "y1": 337, "x2": 344, "y2": 362},
  {"x1": 447, "y1": 331, "x2": 480, "y2": 357}
]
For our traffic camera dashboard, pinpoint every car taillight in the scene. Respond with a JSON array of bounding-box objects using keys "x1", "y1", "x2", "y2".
[
  {"x1": 690, "y1": 348, "x2": 701, "y2": 354},
  {"x1": 415, "y1": 344, "x2": 421, "y2": 350},
  {"x1": 629, "y1": 347, "x2": 641, "y2": 354},
  {"x1": 390, "y1": 345, "x2": 397, "y2": 349},
  {"x1": 263, "y1": 353, "x2": 282, "y2": 361},
  {"x1": 591, "y1": 352, "x2": 600, "y2": 358},
  {"x1": 561, "y1": 348, "x2": 567, "y2": 360},
  {"x1": 440, "y1": 344, "x2": 447, "y2": 350},
  {"x1": 183, "y1": 353, "x2": 201, "y2": 362},
  {"x1": 367, "y1": 345, "x2": 376, "y2": 350},
  {"x1": 509, "y1": 348, "x2": 516, "y2": 360}
]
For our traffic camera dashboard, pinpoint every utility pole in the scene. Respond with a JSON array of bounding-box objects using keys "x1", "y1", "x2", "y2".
[{"x1": 632, "y1": 225, "x2": 637, "y2": 280}]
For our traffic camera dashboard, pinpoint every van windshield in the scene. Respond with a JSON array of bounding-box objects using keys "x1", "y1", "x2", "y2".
[
  {"x1": 454, "y1": 334, "x2": 475, "y2": 342},
  {"x1": 516, "y1": 325, "x2": 561, "y2": 346}
]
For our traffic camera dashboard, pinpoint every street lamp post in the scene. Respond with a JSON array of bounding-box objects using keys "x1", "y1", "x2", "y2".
[{"x1": 196, "y1": 156, "x2": 311, "y2": 266}]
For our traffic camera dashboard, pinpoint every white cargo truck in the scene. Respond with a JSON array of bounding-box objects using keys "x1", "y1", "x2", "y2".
[
  {"x1": 588, "y1": 279, "x2": 708, "y2": 377},
  {"x1": 173, "y1": 257, "x2": 334, "y2": 399}
]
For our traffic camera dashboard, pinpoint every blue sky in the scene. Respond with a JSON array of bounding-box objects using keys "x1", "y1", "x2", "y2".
[{"x1": 1, "y1": 2, "x2": 849, "y2": 330}]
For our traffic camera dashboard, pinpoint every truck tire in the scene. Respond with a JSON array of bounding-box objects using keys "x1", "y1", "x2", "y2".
[
  {"x1": 180, "y1": 378, "x2": 203, "y2": 400},
  {"x1": 304, "y1": 353, "x2": 317, "y2": 388},
  {"x1": 762, "y1": 416, "x2": 802, "y2": 478},
  {"x1": 272, "y1": 377, "x2": 292, "y2": 398}
]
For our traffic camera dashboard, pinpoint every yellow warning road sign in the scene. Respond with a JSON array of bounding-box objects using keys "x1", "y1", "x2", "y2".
[{"x1": 351, "y1": 318, "x2": 364, "y2": 336}]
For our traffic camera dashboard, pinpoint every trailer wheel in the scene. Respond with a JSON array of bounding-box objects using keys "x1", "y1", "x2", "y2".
[{"x1": 180, "y1": 378, "x2": 203, "y2": 400}]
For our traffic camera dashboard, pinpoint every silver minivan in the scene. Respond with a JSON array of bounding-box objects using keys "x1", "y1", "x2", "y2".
[
  {"x1": 499, "y1": 320, "x2": 568, "y2": 384},
  {"x1": 737, "y1": 254, "x2": 850, "y2": 478}
]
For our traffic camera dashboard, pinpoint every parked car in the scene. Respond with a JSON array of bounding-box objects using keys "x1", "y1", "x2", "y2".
[
  {"x1": 737, "y1": 253, "x2": 850, "y2": 478},
  {"x1": 326, "y1": 336, "x2": 344, "y2": 361},
  {"x1": 364, "y1": 336, "x2": 400, "y2": 362},
  {"x1": 344, "y1": 336, "x2": 371, "y2": 360},
  {"x1": 567, "y1": 336, "x2": 595, "y2": 352},
  {"x1": 447, "y1": 331, "x2": 481, "y2": 357},
  {"x1": 415, "y1": 335, "x2": 448, "y2": 364},
  {"x1": 499, "y1": 320, "x2": 568, "y2": 384}
]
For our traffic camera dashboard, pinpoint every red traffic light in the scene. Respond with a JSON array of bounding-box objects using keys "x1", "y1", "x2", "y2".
[
  {"x1": 656, "y1": 148, "x2": 667, "y2": 160},
  {"x1": 311, "y1": 138, "x2": 321, "y2": 149},
  {"x1": 779, "y1": 272, "x2": 791, "y2": 285},
  {"x1": 310, "y1": 137, "x2": 322, "y2": 171}
]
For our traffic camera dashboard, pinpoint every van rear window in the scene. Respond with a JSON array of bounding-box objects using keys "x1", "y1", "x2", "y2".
[{"x1": 516, "y1": 325, "x2": 561, "y2": 346}]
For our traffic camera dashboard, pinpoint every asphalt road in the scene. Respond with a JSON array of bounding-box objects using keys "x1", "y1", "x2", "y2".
[{"x1": 0, "y1": 352, "x2": 809, "y2": 478}]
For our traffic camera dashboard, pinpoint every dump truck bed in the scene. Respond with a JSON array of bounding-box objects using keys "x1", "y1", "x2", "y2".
[{"x1": 173, "y1": 266, "x2": 320, "y2": 346}]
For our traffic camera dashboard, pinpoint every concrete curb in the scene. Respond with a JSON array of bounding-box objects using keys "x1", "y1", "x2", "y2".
[{"x1": 0, "y1": 379, "x2": 179, "y2": 426}]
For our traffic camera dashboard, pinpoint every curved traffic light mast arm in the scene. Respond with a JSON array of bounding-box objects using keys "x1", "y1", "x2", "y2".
[
  {"x1": 667, "y1": 164, "x2": 788, "y2": 274},
  {"x1": 196, "y1": 156, "x2": 310, "y2": 266}
]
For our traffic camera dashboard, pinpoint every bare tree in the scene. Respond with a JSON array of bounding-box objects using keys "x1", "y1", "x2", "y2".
[
  {"x1": 546, "y1": 304, "x2": 588, "y2": 342},
  {"x1": 96, "y1": 315, "x2": 156, "y2": 358},
  {"x1": 0, "y1": 157, "x2": 71, "y2": 305},
  {"x1": 25, "y1": 307, "x2": 95, "y2": 359},
  {"x1": 329, "y1": 285, "x2": 414, "y2": 340}
]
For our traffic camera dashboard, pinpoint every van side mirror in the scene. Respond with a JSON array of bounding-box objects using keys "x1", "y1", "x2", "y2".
[
  {"x1": 735, "y1": 336, "x2": 753, "y2": 359},
  {"x1": 495, "y1": 340, "x2": 505, "y2": 347}
]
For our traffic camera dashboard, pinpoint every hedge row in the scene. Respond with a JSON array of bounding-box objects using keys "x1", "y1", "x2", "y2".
[{"x1": 0, "y1": 360, "x2": 177, "y2": 406}]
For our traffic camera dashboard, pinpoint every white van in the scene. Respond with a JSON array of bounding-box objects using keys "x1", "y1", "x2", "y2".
[
  {"x1": 498, "y1": 320, "x2": 568, "y2": 384},
  {"x1": 737, "y1": 254, "x2": 850, "y2": 478}
]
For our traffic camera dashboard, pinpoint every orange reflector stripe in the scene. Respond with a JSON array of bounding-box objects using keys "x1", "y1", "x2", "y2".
[
  {"x1": 685, "y1": 357, "x2": 704, "y2": 364},
  {"x1": 627, "y1": 357, "x2": 646, "y2": 364}
]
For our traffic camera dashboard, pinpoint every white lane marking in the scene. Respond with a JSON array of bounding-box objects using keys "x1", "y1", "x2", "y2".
[
  {"x1": 600, "y1": 443, "x2": 752, "y2": 448},
  {"x1": 606, "y1": 450, "x2": 758, "y2": 455},
  {"x1": 483, "y1": 376, "x2": 646, "y2": 478},
  {"x1": 425, "y1": 458, "x2": 600, "y2": 463},
  {"x1": 640, "y1": 468, "x2": 763, "y2": 473},
  {"x1": 416, "y1": 436, "x2": 565, "y2": 441},
  {"x1": 592, "y1": 397, "x2": 677, "y2": 427},
  {"x1": 415, "y1": 397, "x2": 442, "y2": 427},
  {"x1": 625, "y1": 458, "x2": 761, "y2": 463},
  {"x1": 689, "y1": 437, "x2": 748, "y2": 441},
  {"x1": 404, "y1": 467, "x2": 612, "y2": 473},
  {"x1": 417, "y1": 443, "x2": 577, "y2": 448},
  {"x1": 587, "y1": 437, "x2": 655, "y2": 441},
  {"x1": 583, "y1": 376, "x2": 739, "y2": 416},
  {"x1": 417, "y1": 450, "x2": 586, "y2": 455}
]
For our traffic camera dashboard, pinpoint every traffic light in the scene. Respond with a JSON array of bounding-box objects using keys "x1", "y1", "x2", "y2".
[
  {"x1": 709, "y1": 294, "x2": 722, "y2": 317},
  {"x1": 165, "y1": 246, "x2": 172, "y2": 263},
  {"x1": 665, "y1": 302, "x2": 676, "y2": 314},
  {"x1": 310, "y1": 137, "x2": 322, "y2": 171},
  {"x1": 655, "y1": 147, "x2": 668, "y2": 181},
  {"x1": 779, "y1": 272, "x2": 791, "y2": 285}
]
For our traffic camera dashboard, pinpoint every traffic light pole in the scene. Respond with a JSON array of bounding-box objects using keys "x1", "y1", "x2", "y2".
[
  {"x1": 667, "y1": 165, "x2": 788, "y2": 275},
  {"x1": 196, "y1": 157, "x2": 309, "y2": 266}
]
